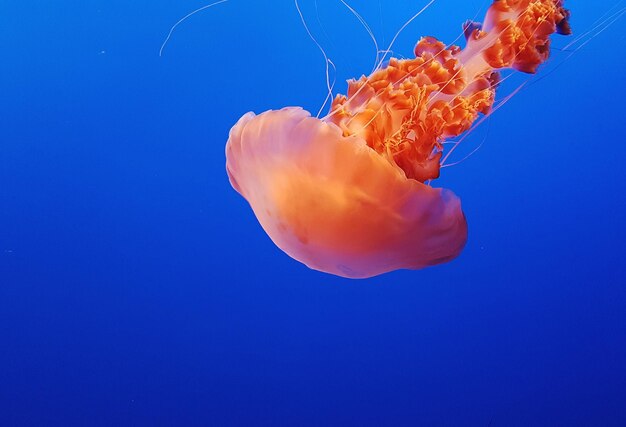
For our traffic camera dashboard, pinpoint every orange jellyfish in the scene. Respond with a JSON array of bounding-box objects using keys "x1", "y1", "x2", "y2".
[{"x1": 225, "y1": 0, "x2": 571, "y2": 279}]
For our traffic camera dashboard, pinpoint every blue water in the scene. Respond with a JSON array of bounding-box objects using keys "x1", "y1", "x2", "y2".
[{"x1": 2, "y1": 1, "x2": 625, "y2": 425}]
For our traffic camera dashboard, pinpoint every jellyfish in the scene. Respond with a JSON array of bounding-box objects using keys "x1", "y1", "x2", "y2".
[{"x1": 225, "y1": 0, "x2": 571, "y2": 279}]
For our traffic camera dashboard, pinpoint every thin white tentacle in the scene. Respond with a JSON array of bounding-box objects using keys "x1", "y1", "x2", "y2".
[{"x1": 159, "y1": 0, "x2": 229, "y2": 57}]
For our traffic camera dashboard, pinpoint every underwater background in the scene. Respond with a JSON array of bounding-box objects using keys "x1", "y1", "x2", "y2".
[{"x1": 1, "y1": 0, "x2": 625, "y2": 425}]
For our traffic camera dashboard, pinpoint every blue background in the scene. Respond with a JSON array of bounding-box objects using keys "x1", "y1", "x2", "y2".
[{"x1": 1, "y1": 0, "x2": 625, "y2": 425}]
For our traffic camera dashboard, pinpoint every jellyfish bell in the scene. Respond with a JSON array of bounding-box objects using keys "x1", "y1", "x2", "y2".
[
  {"x1": 226, "y1": 107, "x2": 467, "y2": 278},
  {"x1": 225, "y1": 0, "x2": 571, "y2": 279}
]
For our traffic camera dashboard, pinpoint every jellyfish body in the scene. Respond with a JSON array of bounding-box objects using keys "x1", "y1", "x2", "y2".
[
  {"x1": 226, "y1": 0, "x2": 571, "y2": 278},
  {"x1": 226, "y1": 107, "x2": 467, "y2": 278}
]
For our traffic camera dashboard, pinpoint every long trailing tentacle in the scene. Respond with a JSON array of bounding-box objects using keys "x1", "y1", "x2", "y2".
[
  {"x1": 159, "y1": 0, "x2": 229, "y2": 57},
  {"x1": 338, "y1": 0, "x2": 381, "y2": 72},
  {"x1": 294, "y1": 0, "x2": 337, "y2": 118}
]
